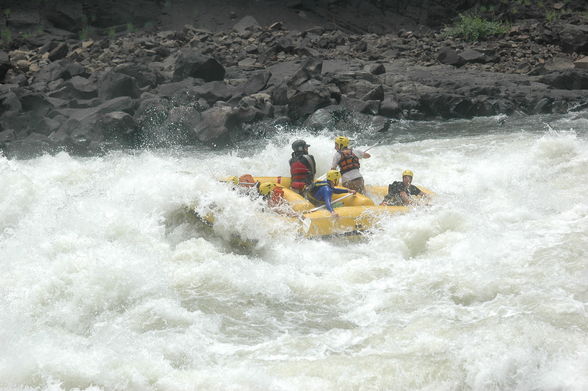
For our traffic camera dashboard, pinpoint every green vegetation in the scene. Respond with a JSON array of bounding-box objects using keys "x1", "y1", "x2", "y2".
[
  {"x1": 126, "y1": 23, "x2": 135, "y2": 33},
  {"x1": 546, "y1": 9, "x2": 561, "y2": 23},
  {"x1": 79, "y1": 26, "x2": 93, "y2": 41},
  {"x1": 1, "y1": 28, "x2": 12, "y2": 44},
  {"x1": 443, "y1": 13, "x2": 509, "y2": 42},
  {"x1": 107, "y1": 26, "x2": 116, "y2": 39}
]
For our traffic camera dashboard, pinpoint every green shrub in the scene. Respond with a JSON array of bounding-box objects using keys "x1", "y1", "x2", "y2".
[
  {"x1": 443, "y1": 13, "x2": 509, "y2": 42},
  {"x1": 1, "y1": 28, "x2": 12, "y2": 44},
  {"x1": 79, "y1": 26, "x2": 93, "y2": 40},
  {"x1": 546, "y1": 10, "x2": 561, "y2": 23}
]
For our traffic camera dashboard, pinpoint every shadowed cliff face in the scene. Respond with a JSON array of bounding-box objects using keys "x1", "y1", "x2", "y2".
[
  {"x1": 0, "y1": 0, "x2": 587, "y2": 158},
  {"x1": 1, "y1": 0, "x2": 586, "y2": 35}
]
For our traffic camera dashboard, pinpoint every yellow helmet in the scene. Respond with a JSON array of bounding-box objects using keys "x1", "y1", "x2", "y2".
[
  {"x1": 334, "y1": 136, "x2": 349, "y2": 149},
  {"x1": 326, "y1": 170, "x2": 341, "y2": 184},
  {"x1": 259, "y1": 182, "x2": 276, "y2": 196},
  {"x1": 227, "y1": 176, "x2": 239, "y2": 185},
  {"x1": 402, "y1": 170, "x2": 414, "y2": 177}
]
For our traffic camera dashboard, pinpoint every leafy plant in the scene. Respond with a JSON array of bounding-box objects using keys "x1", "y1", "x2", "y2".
[
  {"x1": 107, "y1": 26, "x2": 116, "y2": 39},
  {"x1": 443, "y1": 13, "x2": 509, "y2": 42},
  {"x1": 126, "y1": 23, "x2": 135, "y2": 33},
  {"x1": 79, "y1": 26, "x2": 93, "y2": 40},
  {"x1": 546, "y1": 10, "x2": 561, "y2": 23},
  {"x1": 1, "y1": 28, "x2": 12, "y2": 44}
]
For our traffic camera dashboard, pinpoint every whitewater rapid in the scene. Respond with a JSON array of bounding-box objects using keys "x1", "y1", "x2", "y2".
[{"x1": 1, "y1": 113, "x2": 587, "y2": 390}]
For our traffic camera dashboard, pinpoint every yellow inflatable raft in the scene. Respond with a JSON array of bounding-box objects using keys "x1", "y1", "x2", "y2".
[{"x1": 217, "y1": 176, "x2": 432, "y2": 238}]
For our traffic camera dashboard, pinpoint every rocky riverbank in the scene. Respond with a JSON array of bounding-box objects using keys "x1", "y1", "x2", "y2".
[{"x1": 1, "y1": 0, "x2": 587, "y2": 157}]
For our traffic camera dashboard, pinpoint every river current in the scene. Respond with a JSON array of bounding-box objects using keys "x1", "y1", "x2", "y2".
[{"x1": 1, "y1": 112, "x2": 587, "y2": 390}]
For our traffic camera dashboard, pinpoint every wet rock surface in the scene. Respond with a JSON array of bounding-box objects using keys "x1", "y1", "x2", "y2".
[{"x1": 0, "y1": 0, "x2": 587, "y2": 157}]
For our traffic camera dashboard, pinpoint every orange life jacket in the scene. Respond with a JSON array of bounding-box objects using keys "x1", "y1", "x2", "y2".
[{"x1": 338, "y1": 148, "x2": 360, "y2": 174}]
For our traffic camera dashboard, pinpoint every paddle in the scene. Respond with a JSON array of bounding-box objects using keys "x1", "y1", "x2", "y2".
[
  {"x1": 307, "y1": 192, "x2": 355, "y2": 213},
  {"x1": 362, "y1": 139, "x2": 384, "y2": 153}
]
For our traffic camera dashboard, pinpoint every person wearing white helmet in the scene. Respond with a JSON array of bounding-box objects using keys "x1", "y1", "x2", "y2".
[
  {"x1": 381, "y1": 169, "x2": 424, "y2": 206},
  {"x1": 330, "y1": 136, "x2": 371, "y2": 194}
]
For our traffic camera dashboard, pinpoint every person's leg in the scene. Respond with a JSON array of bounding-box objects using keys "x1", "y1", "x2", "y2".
[{"x1": 342, "y1": 177, "x2": 365, "y2": 194}]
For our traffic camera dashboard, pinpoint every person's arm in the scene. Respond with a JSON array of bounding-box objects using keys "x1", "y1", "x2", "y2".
[
  {"x1": 332, "y1": 187, "x2": 355, "y2": 194},
  {"x1": 355, "y1": 149, "x2": 371, "y2": 159},
  {"x1": 331, "y1": 152, "x2": 340, "y2": 170},
  {"x1": 322, "y1": 187, "x2": 335, "y2": 213}
]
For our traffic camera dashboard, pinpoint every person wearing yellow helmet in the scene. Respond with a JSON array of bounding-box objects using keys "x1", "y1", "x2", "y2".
[
  {"x1": 258, "y1": 182, "x2": 287, "y2": 208},
  {"x1": 307, "y1": 169, "x2": 355, "y2": 217},
  {"x1": 381, "y1": 169, "x2": 423, "y2": 206},
  {"x1": 331, "y1": 136, "x2": 371, "y2": 194}
]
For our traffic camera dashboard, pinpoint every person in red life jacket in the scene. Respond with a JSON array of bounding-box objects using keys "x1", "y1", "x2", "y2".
[
  {"x1": 330, "y1": 136, "x2": 370, "y2": 194},
  {"x1": 380, "y1": 169, "x2": 426, "y2": 206},
  {"x1": 289, "y1": 139, "x2": 316, "y2": 194},
  {"x1": 308, "y1": 170, "x2": 355, "y2": 218}
]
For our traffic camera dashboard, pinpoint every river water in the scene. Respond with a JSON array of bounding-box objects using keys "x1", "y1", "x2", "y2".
[{"x1": 1, "y1": 113, "x2": 587, "y2": 390}]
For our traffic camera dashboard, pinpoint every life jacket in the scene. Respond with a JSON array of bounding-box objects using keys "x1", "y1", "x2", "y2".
[
  {"x1": 239, "y1": 174, "x2": 256, "y2": 187},
  {"x1": 268, "y1": 186, "x2": 285, "y2": 208},
  {"x1": 289, "y1": 154, "x2": 316, "y2": 190},
  {"x1": 337, "y1": 148, "x2": 360, "y2": 174},
  {"x1": 306, "y1": 180, "x2": 329, "y2": 203},
  {"x1": 381, "y1": 181, "x2": 420, "y2": 206}
]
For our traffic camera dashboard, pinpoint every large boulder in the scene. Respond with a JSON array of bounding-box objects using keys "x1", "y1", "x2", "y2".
[
  {"x1": 173, "y1": 49, "x2": 225, "y2": 82},
  {"x1": 0, "y1": 51, "x2": 10, "y2": 82},
  {"x1": 98, "y1": 71, "x2": 140, "y2": 100},
  {"x1": 539, "y1": 69, "x2": 588, "y2": 90},
  {"x1": 555, "y1": 24, "x2": 588, "y2": 54},
  {"x1": 193, "y1": 105, "x2": 239, "y2": 142}
]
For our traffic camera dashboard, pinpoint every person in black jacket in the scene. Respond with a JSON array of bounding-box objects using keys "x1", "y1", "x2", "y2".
[
  {"x1": 289, "y1": 139, "x2": 316, "y2": 194},
  {"x1": 381, "y1": 170, "x2": 425, "y2": 206}
]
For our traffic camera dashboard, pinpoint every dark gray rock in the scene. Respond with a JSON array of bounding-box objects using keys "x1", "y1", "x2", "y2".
[
  {"x1": 48, "y1": 43, "x2": 69, "y2": 62},
  {"x1": 556, "y1": 24, "x2": 588, "y2": 54},
  {"x1": 98, "y1": 71, "x2": 140, "y2": 100},
  {"x1": 437, "y1": 47, "x2": 465, "y2": 67},
  {"x1": 538, "y1": 69, "x2": 588, "y2": 90},
  {"x1": 379, "y1": 96, "x2": 401, "y2": 117},
  {"x1": 194, "y1": 105, "x2": 240, "y2": 142},
  {"x1": 287, "y1": 89, "x2": 331, "y2": 120},
  {"x1": 0, "y1": 51, "x2": 10, "y2": 82},
  {"x1": 233, "y1": 16, "x2": 261, "y2": 34},
  {"x1": 459, "y1": 49, "x2": 488, "y2": 64},
  {"x1": 362, "y1": 85, "x2": 384, "y2": 101},
  {"x1": 114, "y1": 63, "x2": 164, "y2": 88},
  {"x1": 173, "y1": 49, "x2": 226, "y2": 82},
  {"x1": 241, "y1": 70, "x2": 272, "y2": 95}
]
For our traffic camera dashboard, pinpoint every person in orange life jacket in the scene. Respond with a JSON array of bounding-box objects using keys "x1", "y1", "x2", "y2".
[
  {"x1": 330, "y1": 136, "x2": 370, "y2": 194},
  {"x1": 227, "y1": 174, "x2": 260, "y2": 199},
  {"x1": 257, "y1": 182, "x2": 301, "y2": 217},
  {"x1": 308, "y1": 170, "x2": 356, "y2": 218},
  {"x1": 380, "y1": 169, "x2": 424, "y2": 206},
  {"x1": 258, "y1": 182, "x2": 286, "y2": 208},
  {"x1": 289, "y1": 139, "x2": 316, "y2": 194}
]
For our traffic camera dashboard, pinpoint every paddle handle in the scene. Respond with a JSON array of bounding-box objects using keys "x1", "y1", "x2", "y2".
[{"x1": 307, "y1": 192, "x2": 355, "y2": 213}]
